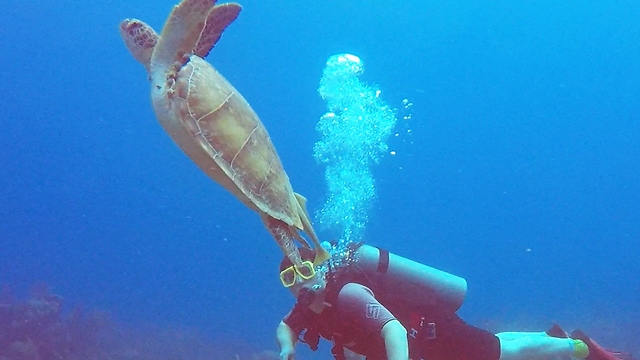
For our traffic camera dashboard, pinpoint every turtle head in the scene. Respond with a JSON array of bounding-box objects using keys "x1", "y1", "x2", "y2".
[{"x1": 119, "y1": 19, "x2": 159, "y2": 72}]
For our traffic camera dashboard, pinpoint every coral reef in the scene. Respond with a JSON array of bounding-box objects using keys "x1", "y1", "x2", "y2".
[
  {"x1": 0, "y1": 284, "x2": 278, "y2": 360},
  {"x1": 0, "y1": 284, "x2": 109, "y2": 360}
]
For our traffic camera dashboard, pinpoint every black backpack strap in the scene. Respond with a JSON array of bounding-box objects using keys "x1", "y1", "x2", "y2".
[{"x1": 376, "y1": 247, "x2": 390, "y2": 273}]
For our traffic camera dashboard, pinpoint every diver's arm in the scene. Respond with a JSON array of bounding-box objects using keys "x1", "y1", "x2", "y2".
[
  {"x1": 276, "y1": 320, "x2": 297, "y2": 360},
  {"x1": 337, "y1": 283, "x2": 408, "y2": 359},
  {"x1": 381, "y1": 319, "x2": 409, "y2": 360}
]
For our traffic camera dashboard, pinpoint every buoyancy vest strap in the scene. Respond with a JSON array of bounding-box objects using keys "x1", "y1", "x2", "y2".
[{"x1": 376, "y1": 247, "x2": 390, "y2": 274}]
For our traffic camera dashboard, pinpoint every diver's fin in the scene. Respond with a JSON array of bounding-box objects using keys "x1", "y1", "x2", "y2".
[
  {"x1": 546, "y1": 323, "x2": 569, "y2": 338},
  {"x1": 571, "y1": 329, "x2": 626, "y2": 360}
]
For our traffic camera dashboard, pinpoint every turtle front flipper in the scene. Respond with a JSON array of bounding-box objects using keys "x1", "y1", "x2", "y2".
[
  {"x1": 151, "y1": 0, "x2": 215, "y2": 73},
  {"x1": 194, "y1": 3, "x2": 242, "y2": 58},
  {"x1": 119, "y1": 19, "x2": 159, "y2": 72}
]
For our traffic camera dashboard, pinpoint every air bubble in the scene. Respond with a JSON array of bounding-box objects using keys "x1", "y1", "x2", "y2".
[{"x1": 314, "y1": 54, "x2": 397, "y2": 248}]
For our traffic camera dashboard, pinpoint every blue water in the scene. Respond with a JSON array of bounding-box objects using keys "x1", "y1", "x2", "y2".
[{"x1": 1, "y1": 0, "x2": 639, "y2": 358}]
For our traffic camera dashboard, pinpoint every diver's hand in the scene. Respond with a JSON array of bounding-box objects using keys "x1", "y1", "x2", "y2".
[
  {"x1": 276, "y1": 321, "x2": 297, "y2": 360},
  {"x1": 279, "y1": 347, "x2": 295, "y2": 360}
]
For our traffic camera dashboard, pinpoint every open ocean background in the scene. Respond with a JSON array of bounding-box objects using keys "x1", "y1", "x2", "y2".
[{"x1": 1, "y1": 0, "x2": 638, "y2": 358}]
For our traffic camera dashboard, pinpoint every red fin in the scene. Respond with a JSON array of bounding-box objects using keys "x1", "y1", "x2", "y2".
[
  {"x1": 546, "y1": 323, "x2": 569, "y2": 338},
  {"x1": 571, "y1": 329, "x2": 629, "y2": 360}
]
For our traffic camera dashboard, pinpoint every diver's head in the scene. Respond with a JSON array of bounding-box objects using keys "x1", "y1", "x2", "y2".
[{"x1": 279, "y1": 247, "x2": 326, "y2": 301}]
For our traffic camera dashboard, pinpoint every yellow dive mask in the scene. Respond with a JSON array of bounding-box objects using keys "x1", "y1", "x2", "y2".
[{"x1": 279, "y1": 260, "x2": 316, "y2": 287}]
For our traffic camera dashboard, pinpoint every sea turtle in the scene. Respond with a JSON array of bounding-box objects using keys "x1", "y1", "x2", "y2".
[{"x1": 119, "y1": 0, "x2": 328, "y2": 266}]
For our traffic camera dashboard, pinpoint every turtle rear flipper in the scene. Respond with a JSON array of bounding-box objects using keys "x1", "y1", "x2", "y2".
[
  {"x1": 294, "y1": 193, "x2": 330, "y2": 265},
  {"x1": 195, "y1": 3, "x2": 242, "y2": 58}
]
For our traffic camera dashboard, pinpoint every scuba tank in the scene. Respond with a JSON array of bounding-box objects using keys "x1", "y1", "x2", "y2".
[{"x1": 351, "y1": 244, "x2": 467, "y2": 312}]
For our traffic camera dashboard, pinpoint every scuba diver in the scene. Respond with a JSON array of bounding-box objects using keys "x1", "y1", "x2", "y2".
[{"x1": 276, "y1": 244, "x2": 630, "y2": 360}]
